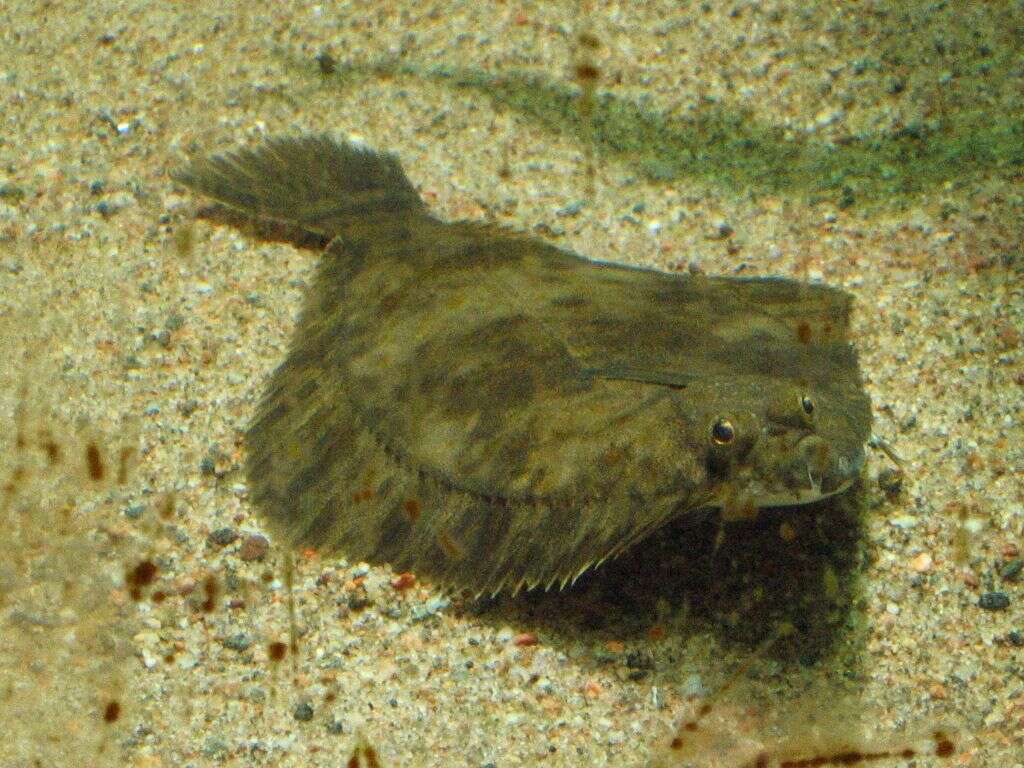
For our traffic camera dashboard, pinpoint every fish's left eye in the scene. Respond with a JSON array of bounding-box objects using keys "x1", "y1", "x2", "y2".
[
  {"x1": 711, "y1": 417, "x2": 735, "y2": 445},
  {"x1": 801, "y1": 396, "x2": 814, "y2": 415}
]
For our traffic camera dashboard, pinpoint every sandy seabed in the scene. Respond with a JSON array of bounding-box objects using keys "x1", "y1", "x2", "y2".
[{"x1": 0, "y1": 1, "x2": 1021, "y2": 766}]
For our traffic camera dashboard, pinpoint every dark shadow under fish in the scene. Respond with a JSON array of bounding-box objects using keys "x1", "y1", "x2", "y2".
[{"x1": 175, "y1": 135, "x2": 871, "y2": 596}]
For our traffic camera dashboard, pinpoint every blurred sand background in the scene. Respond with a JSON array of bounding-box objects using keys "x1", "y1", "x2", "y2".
[{"x1": 1, "y1": 1, "x2": 1021, "y2": 766}]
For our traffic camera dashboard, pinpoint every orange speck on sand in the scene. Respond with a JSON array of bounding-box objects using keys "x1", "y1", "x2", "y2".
[
  {"x1": 513, "y1": 632, "x2": 538, "y2": 647},
  {"x1": 583, "y1": 680, "x2": 603, "y2": 697},
  {"x1": 648, "y1": 626, "x2": 666, "y2": 641},
  {"x1": 301, "y1": 547, "x2": 319, "y2": 560},
  {"x1": 390, "y1": 572, "x2": 416, "y2": 591},
  {"x1": 910, "y1": 552, "x2": 934, "y2": 572},
  {"x1": 605, "y1": 640, "x2": 625, "y2": 654},
  {"x1": 929, "y1": 682, "x2": 947, "y2": 700}
]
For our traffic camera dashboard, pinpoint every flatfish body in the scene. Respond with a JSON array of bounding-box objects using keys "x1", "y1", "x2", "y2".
[{"x1": 176, "y1": 136, "x2": 872, "y2": 595}]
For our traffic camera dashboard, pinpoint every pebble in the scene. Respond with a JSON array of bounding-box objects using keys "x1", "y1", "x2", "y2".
[
  {"x1": 123, "y1": 504, "x2": 145, "y2": 520},
  {"x1": 909, "y1": 552, "x2": 933, "y2": 573},
  {"x1": 293, "y1": 702, "x2": 314, "y2": 722},
  {"x1": 1000, "y1": 558, "x2": 1023, "y2": 582},
  {"x1": 555, "y1": 201, "x2": 584, "y2": 217},
  {"x1": 238, "y1": 534, "x2": 270, "y2": 562},
  {"x1": 410, "y1": 596, "x2": 450, "y2": 622},
  {"x1": 222, "y1": 632, "x2": 253, "y2": 652},
  {"x1": 978, "y1": 591, "x2": 1010, "y2": 611},
  {"x1": 877, "y1": 467, "x2": 904, "y2": 497},
  {"x1": 208, "y1": 527, "x2": 239, "y2": 547}
]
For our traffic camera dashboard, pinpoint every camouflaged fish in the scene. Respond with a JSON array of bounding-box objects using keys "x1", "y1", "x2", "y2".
[{"x1": 175, "y1": 135, "x2": 872, "y2": 596}]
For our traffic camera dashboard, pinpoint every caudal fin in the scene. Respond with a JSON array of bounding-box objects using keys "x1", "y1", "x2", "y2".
[{"x1": 173, "y1": 134, "x2": 424, "y2": 237}]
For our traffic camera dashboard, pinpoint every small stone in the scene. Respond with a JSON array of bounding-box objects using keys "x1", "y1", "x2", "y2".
[
  {"x1": 556, "y1": 201, "x2": 584, "y2": 217},
  {"x1": 886, "y1": 77, "x2": 906, "y2": 94},
  {"x1": 410, "y1": 596, "x2": 450, "y2": 622},
  {"x1": 152, "y1": 329, "x2": 172, "y2": 348},
  {"x1": 0, "y1": 183, "x2": 26, "y2": 202},
  {"x1": 203, "y1": 736, "x2": 229, "y2": 757},
  {"x1": 293, "y1": 702, "x2": 314, "y2": 722},
  {"x1": 1007, "y1": 630, "x2": 1024, "y2": 647},
  {"x1": 625, "y1": 649, "x2": 654, "y2": 670},
  {"x1": 877, "y1": 467, "x2": 904, "y2": 497},
  {"x1": 978, "y1": 591, "x2": 1010, "y2": 611},
  {"x1": 325, "y1": 718, "x2": 345, "y2": 734},
  {"x1": 223, "y1": 632, "x2": 253, "y2": 652},
  {"x1": 123, "y1": 504, "x2": 145, "y2": 520},
  {"x1": 208, "y1": 527, "x2": 239, "y2": 547},
  {"x1": 390, "y1": 572, "x2": 416, "y2": 590},
  {"x1": 347, "y1": 592, "x2": 372, "y2": 612},
  {"x1": 1000, "y1": 559, "x2": 1023, "y2": 582},
  {"x1": 238, "y1": 534, "x2": 270, "y2": 562},
  {"x1": 513, "y1": 632, "x2": 538, "y2": 647},
  {"x1": 909, "y1": 552, "x2": 933, "y2": 573}
]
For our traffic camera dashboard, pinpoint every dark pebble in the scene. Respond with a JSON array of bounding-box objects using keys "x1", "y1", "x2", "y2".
[
  {"x1": 625, "y1": 649, "x2": 655, "y2": 670},
  {"x1": 1008, "y1": 630, "x2": 1024, "y2": 647},
  {"x1": 978, "y1": 591, "x2": 1010, "y2": 611},
  {"x1": 199, "y1": 456, "x2": 217, "y2": 476},
  {"x1": 877, "y1": 467, "x2": 904, "y2": 497},
  {"x1": 348, "y1": 593, "x2": 372, "y2": 612},
  {"x1": 223, "y1": 632, "x2": 253, "y2": 652},
  {"x1": 1000, "y1": 558, "x2": 1023, "y2": 582},
  {"x1": 325, "y1": 718, "x2": 345, "y2": 735},
  {"x1": 293, "y1": 702, "x2": 314, "y2": 722},
  {"x1": 208, "y1": 527, "x2": 239, "y2": 547},
  {"x1": 238, "y1": 534, "x2": 270, "y2": 562},
  {"x1": 886, "y1": 77, "x2": 906, "y2": 94},
  {"x1": 153, "y1": 329, "x2": 172, "y2": 348},
  {"x1": 0, "y1": 183, "x2": 26, "y2": 202}
]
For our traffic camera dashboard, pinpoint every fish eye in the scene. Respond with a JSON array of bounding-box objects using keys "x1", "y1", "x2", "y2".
[
  {"x1": 711, "y1": 417, "x2": 735, "y2": 445},
  {"x1": 801, "y1": 396, "x2": 815, "y2": 415}
]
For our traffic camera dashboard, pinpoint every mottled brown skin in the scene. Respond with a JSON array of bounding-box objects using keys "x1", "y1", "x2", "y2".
[{"x1": 175, "y1": 135, "x2": 872, "y2": 595}]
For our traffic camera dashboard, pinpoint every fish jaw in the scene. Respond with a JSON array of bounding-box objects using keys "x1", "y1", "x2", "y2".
[{"x1": 714, "y1": 432, "x2": 866, "y2": 520}]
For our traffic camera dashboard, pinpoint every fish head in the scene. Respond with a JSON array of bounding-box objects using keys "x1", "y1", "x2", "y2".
[{"x1": 683, "y1": 375, "x2": 871, "y2": 520}]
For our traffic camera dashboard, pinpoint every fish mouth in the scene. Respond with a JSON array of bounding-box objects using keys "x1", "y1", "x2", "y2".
[
  {"x1": 751, "y1": 475, "x2": 854, "y2": 508},
  {"x1": 752, "y1": 434, "x2": 864, "y2": 507},
  {"x1": 715, "y1": 434, "x2": 865, "y2": 515}
]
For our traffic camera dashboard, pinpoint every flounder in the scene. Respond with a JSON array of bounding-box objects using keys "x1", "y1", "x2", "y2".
[{"x1": 176, "y1": 135, "x2": 872, "y2": 596}]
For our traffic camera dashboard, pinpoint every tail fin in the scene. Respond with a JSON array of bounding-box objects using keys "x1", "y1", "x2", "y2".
[{"x1": 173, "y1": 134, "x2": 424, "y2": 237}]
